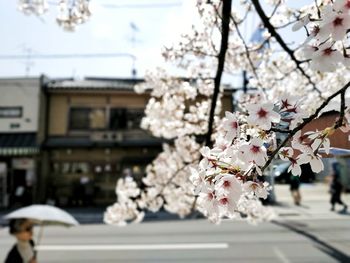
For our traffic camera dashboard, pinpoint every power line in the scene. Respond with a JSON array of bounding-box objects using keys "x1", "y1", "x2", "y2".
[
  {"x1": 101, "y1": 2, "x2": 182, "y2": 9},
  {"x1": 0, "y1": 53, "x2": 136, "y2": 60},
  {"x1": 46, "y1": 1, "x2": 182, "y2": 9}
]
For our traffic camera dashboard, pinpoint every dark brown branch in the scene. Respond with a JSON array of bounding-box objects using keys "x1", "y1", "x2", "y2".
[
  {"x1": 251, "y1": 0, "x2": 324, "y2": 97},
  {"x1": 262, "y1": 81, "x2": 350, "y2": 172},
  {"x1": 334, "y1": 90, "x2": 346, "y2": 129},
  {"x1": 205, "y1": 0, "x2": 232, "y2": 147},
  {"x1": 314, "y1": 0, "x2": 321, "y2": 19}
]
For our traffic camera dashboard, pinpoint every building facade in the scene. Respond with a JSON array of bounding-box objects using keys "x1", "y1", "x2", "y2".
[
  {"x1": 38, "y1": 77, "x2": 235, "y2": 207},
  {"x1": 0, "y1": 77, "x2": 234, "y2": 207},
  {"x1": 0, "y1": 78, "x2": 41, "y2": 208},
  {"x1": 38, "y1": 78, "x2": 162, "y2": 206}
]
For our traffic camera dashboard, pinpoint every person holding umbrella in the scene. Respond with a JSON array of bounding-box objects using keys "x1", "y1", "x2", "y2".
[
  {"x1": 3, "y1": 204, "x2": 79, "y2": 262},
  {"x1": 5, "y1": 218, "x2": 37, "y2": 263}
]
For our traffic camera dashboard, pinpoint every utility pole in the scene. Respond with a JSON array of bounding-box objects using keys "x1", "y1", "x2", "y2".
[
  {"x1": 129, "y1": 22, "x2": 139, "y2": 78},
  {"x1": 23, "y1": 47, "x2": 34, "y2": 76}
]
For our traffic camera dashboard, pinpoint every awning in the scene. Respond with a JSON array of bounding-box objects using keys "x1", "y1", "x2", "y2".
[
  {"x1": 45, "y1": 136, "x2": 164, "y2": 148},
  {"x1": 0, "y1": 133, "x2": 39, "y2": 156}
]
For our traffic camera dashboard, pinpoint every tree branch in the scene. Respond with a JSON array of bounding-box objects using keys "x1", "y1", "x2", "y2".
[
  {"x1": 262, "y1": 81, "x2": 350, "y2": 172},
  {"x1": 205, "y1": 0, "x2": 232, "y2": 147},
  {"x1": 251, "y1": 0, "x2": 324, "y2": 97},
  {"x1": 334, "y1": 90, "x2": 346, "y2": 129}
]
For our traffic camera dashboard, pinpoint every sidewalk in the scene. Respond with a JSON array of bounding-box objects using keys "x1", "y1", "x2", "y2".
[{"x1": 272, "y1": 183, "x2": 350, "y2": 220}]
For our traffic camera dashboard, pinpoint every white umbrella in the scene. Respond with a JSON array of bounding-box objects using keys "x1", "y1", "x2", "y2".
[
  {"x1": 4, "y1": 204, "x2": 79, "y2": 257},
  {"x1": 4, "y1": 204, "x2": 79, "y2": 226}
]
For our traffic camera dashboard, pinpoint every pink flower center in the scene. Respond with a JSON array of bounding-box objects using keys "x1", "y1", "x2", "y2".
[
  {"x1": 281, "y1": 99, "x2": 291, "y2": 109},
  {"x1": 223, "y1": 180, "x2": 231, "y2": 188},
  {"x1": 281, "y1": 149, "x2": 289, "y2": 157},
  {"x1": 257, "y1": 108, "x2": 268, "y2": 118},
  {"x1": 333, "y1": 17, "x2": 343, "y2": 27},
  {"x1": 231, "y1": 121, "x2": 238, "y2": 129},
  {"x1": 251, "y1": 145, "x2": 260, "y2": 153},
  {"x1": 219, "y1": 197, "x2": 228, "y2": 205},
  {"x1": 250, "y1": 183, "x2": 258, "y2": 190},
  {"x1": 312, "y1": 25, "x2": 320, "y2": 36},
  {"x1": 323, "y1": 48, "x2": 333, "y2": 56},
  {"x1": 207, "y1": 192, "x2": 214, "y2": 200},
  {"x1": 346, "y1": 1, "x2": 350, "y2": 9},
  {"x1": 298, "y1": 135, "x2": 307, "y2": 144}
]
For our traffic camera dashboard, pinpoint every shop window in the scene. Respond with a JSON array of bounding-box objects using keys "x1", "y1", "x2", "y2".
[
  {"x1": 62, "y1": 163, "x2": 71, "y2": 174},
  {"x1": 71, "y1": 162, "x2": 90, "y2": 174},
  {"x1": 69, "y1": 108, "x2": 106, "y2": 130},
  {"x1": 126, "y1": 109, "x2": 144, "y2": 129},
  {"x1": 109, "y1": 108, "x2": 127, "y2": 130}
]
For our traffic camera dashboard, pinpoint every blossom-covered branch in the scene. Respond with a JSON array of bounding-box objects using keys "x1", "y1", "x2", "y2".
[{"x1": 105, "y1": 0, "x2": 350, "y2": 225}]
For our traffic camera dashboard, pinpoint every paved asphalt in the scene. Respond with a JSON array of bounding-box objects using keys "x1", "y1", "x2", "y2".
[
  {"x1": 1, "y1": 217, "x2": 349, "y2": 263},
  {"x1": 1, "y1": 184, "x2": 349, "y2": 262}
]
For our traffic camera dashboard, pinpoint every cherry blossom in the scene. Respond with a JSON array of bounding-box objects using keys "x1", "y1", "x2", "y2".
[
  {"x1": 222, "y1": 111, "x2": 240, "y2": 141},
  {"x1": 309, "y1": 41, "x2": 343, "y2": 72},
  {"x1": 319, "y1": 12, "x2": 350, "y2": 41},
  {"x1": 243, "y1": 181, "x2": 269, "y2": 199},
  {"x1": 103, "y1": 0, "x2": 350, "y2": 226},
  {"x1": 239, "y1": 137, "x2": 268, "y2": 167},
  {"x1": 334, "y1": 0, "x2": 350, "y2": 12},
  {"x1": 246, "y1": 102, "x2": 281, "y2": 130},
  {"x1": 292, "y1": 14, "x2": 311, "y2": 32}
]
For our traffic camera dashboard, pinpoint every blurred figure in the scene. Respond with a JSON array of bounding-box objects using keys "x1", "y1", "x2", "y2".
[
  {"x1": 290, "y1": 175, "x2": 301, "y2": 206},
  {"x1": 330, "y1": 162, "x2": 348, "y2": 212},
  {"x1": 5, "y1": 218, "x2": 37, "y2": 263}
]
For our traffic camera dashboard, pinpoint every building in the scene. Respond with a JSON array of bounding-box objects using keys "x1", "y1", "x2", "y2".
[
  {"x1": 37, "y1": 77, "x2": 235, "y2": 206},
  {"x1": 37, "y1": 77, "x2": 162, "y2": 206},
  {"x1": 0, "y1": 77, "x2": 41, "y2": 208},
  {"x1": 0, "y1": 76, "x2": 234, "y2": 207}
]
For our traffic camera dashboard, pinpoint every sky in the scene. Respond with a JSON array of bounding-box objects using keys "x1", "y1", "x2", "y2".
[
  {"x1": 0, "y1": 0, "x2": 312, "y2": 80},
  {"x1": 0, "y1": 0, "x2": 191, "y2": 79}
]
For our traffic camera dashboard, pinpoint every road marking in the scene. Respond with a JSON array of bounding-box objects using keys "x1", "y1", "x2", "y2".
[
  {"x1": 36, "y1": 243, "x2": 229, "y2": 251},
  {"x1": 273, "y1": 246, "x2": 290, "y2": 263}
]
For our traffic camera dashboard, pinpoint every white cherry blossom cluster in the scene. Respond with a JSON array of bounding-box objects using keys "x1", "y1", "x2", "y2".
[
  {"x1": 17, "y1": 0, "x2": 91, "y2": 31},
  {"x1": 106, "y1": 0, "x2": 350, "y2": 225},
  {"x1": 56, "y1": 0, "x2": 91, "y2": 31},
  {"x1": 190, "y1": 90, "x2": 350, "y2": 223},
  {"x1": 295, "y1": 0, "x2": 350, "y2": 71},
  {"x1": 104, "y1": 136, "x2": 201, "y2": 225},
  {"x1": 135, "y1": 69, "x2": 222, "y2": 139},
  {"x1": 18, "y1": 0, "x2": 48, "y2": 15}
]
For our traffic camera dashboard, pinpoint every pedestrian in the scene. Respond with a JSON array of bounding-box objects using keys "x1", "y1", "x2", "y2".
[
  {"x1": 5, "y1": 218, "x2": 37, "y2": 263},
  {"x1": 330, "y1": 162, "x2": 348, "y2": 212},
  {"x1": 290, "y1": 175, "x2": 301, "y2": 206}
]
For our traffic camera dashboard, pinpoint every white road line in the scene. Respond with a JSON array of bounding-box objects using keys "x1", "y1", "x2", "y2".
[
  {"x1": 273, "y1": 246, "x2": 291, "y2": 263},
  {"x1": 36, "y1": 243, "x2": 229, "y2": 251}
]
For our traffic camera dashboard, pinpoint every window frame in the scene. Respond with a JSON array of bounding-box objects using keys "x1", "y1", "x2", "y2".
[{"x1": 0, "y1": 107, "x2": 23, "y2": 118}]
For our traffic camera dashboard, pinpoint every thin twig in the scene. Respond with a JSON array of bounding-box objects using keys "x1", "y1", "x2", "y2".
[
  {"x1": 251, "y1": 0, "x2": 324, "y2": 98},
  {"x1": 262, "y1": 81, "x2": 350, "y2": 172}
]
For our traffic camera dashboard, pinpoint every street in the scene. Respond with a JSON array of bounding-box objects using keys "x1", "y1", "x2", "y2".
[
  {"x1": 1, "y1": 183, "x2": 350, "y2": 262},
  {"x1": 1, "y1": 217, "x2": 350, "y2": 262}
]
